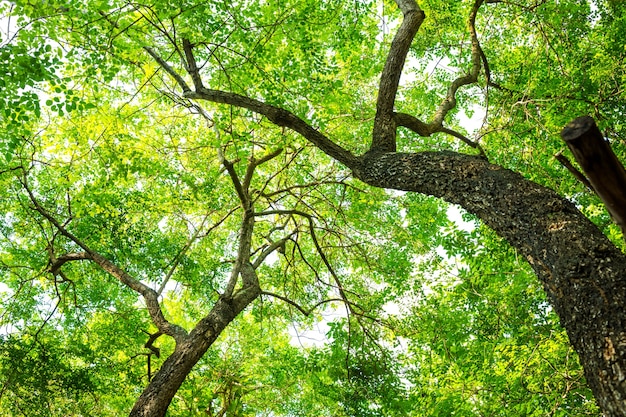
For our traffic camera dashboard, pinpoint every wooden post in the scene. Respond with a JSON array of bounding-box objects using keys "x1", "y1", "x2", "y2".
[{"x1": 561, "y1": 116, "x2": 626, "y2": 235}]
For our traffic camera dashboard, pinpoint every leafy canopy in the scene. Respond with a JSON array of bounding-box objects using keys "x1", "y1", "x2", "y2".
[{"x1": 1, "y1": 0, "x2": 625, "y2": 415}]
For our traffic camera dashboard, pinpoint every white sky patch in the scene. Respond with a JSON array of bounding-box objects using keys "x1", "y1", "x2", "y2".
[
  {"x1": 447, "y1": 204, "x2": 476, "y2": 232},
  {"x1": 459, "y1": 104, "x2": 486, "y2": 135},
  {"x1": 289, "y1": 305, "x2": 347, "y2": 348}
]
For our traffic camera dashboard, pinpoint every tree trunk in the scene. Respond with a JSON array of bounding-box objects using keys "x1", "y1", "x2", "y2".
[
  {"x1": 129, "y1": 289, "x2": 260, "y2": 417},
  {"x1": 351, "y1": 150, "x2": 626, "y2": 416}
]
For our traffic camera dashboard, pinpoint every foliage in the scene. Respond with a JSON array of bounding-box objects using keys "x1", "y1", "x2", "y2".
[{"x1": 1, "y1": 0, "x2": 624, "y2": 415}]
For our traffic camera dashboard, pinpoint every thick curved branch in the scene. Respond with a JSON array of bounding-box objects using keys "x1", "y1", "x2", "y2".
[
  {"x1": 352, "y1": 150, "x2": 626, "y2": 413},
  {"x1": 145, "y1": 43, "x2": 358, "y2": 167},
  {"x1": 48, "y1": 252, "x2": 90, "y2": 274},
  {"x1": 371, "y1": 0, "x2": 426, "y2": 152},
  {"x1": 394, "y1": 111, "x2": 487, "y2": 156},
  {"x1": 426, "y1": 0, "x2": 484, "y2": 132}
]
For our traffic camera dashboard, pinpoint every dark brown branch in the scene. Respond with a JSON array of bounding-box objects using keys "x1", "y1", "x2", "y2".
[
  {"x1": 554, "y1": 150, "x2": 594, "y2": 192},
  {"x1": 223, "y1": 210, "x2": 255, "y2": 298},
  {"x1": 426, "y1": 0, "x2": 484, "y2": 132},
  {"x1": 261, "y1": 291, "x2": 344, "y2": 316},
  {"x1": 371, "y1": 0, "x2": 426, "y2": 152},
  {"x1": 146, "y1": 44, "x2": 357, "y2": 167},
  {"x1": 142, "y1": 329, "x2": 163, "y2": 358},
  {"x1": 48, "y1": 252, "x2": 90, "y2": 274},
  {"x1": 219, "y1": 148, "x2": 248, "y2": 208},
  {"x1": 185, "y1": 88, "x2": 358, "y2": 167},
  {"x1": 561, "y1": 116, "x2": 626, "y2": 234},
  {"x1": 394, "y1": 112, "x2": 487, "y2": 156},
  {"x1": 144, "y1": 47, "x2": 191, "y2": 93},
  {"x1": 22, "y1": 176, "x2": 188, "y2": 342},
  {"x1": 252, "y1": 232, "x2": 296, "y2": 269},
  {"x1": 393, "y1": 111, "x2": 431, "y2": 136},
  {"x1": 182, "y1": 38, "x2": 204, "y2": 91},
  {"x1": 242, "y1": 148, "x2": 283, "y2": 194}
]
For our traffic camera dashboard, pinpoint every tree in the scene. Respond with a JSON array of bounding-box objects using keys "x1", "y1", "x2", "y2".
[{"x1": 0, "y1": 0, "x2": 625, "y2": 416}]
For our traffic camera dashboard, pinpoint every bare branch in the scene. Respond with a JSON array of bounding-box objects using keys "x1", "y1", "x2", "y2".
[
  {"x1": 184, "y1": 89, "x2": 358, "y2": 166},
  {"x1": 242, "y1": 148, "x2": 283, "y2": 194},
  {"x1": 218, "y1": 148, "x2": 248, "y2": 207},
  {"x1": 393, "y1": 112, "x2": 486, "y2": 155},
  {"x1": 182, "y1": 38, "x2": 204, "y2": 91},
  {"x1": 48, "y1": 252, "x2": 90, "y2": 274},
  {"x1": 222, "y1": 195, "x2": 257, "y2": 298},
  {"x1": 144, "y1": 47, "x2": 191, "y2": 93},
  {"x1": 254, "y1": 208, "x2": 356, "y2": 312},
  {"x1": 554, "y1": 151, "x2": 594, "y2": 192},
  {"x1": 261, "y1": 291, "x2": 344, "y2": 316},
  {"x1": 252, "y1": 232, "x2": 296, "y2": 269}
]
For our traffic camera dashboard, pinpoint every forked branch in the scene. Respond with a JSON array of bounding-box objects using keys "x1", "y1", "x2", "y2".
[
  {"x1": 22, "y1": 174, "x2": 188, "y2": 342},
  {"x1": 146, "y1": 39, "x2": 358, "y2": 167},
  {"x1": 426, "y1": 0, "x2": 484, "y2": 131},
  {"x1": 371, "y1": 0, "x2": 426, "y2": 152},
  {"x1": 261, "y1": 291, "x2": 345, "y2": 317}
]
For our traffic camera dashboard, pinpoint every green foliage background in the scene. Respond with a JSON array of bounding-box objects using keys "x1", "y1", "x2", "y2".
[{"x1": 1, "y1": 0, "x2": 624, "y2": 415}]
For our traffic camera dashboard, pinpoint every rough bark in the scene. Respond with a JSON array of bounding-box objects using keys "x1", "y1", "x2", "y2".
[
  {"x1": 351, "y1": 151, "x2": 626, "y2": 416},
  {"x1": 128, "y1": 152, "x2": 264, "y2": 417},
  {"x1": 129, "y1": 286, "x2": 261, "y2": 417}
]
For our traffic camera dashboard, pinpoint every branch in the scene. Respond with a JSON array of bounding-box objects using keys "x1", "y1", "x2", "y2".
[
  {"x1": 182, "y1": 88, "x2": 357, "y2": 166},
  {"x1": 254, "y1": 209, "x2": 356, "y2": 313},
  {"x1": 182, "y1": 38, "x2": 204, "y2": 91},
  {"x1": 561, "y1": 116, "x2": 626, "y2": 235},
  {"x1": 371, "y1": 0, "x2": 426, "y2": 152},
  {"x1": 157, "y1": 207, "x2": 239, "y2": 296},
  {"x1": 144, "y1": 46, "x2": 191, "y2": 93},
  {"x1": 394, "y1": 111, "x2": 487, "y2": 156},
  {"x1": 142, "y1": 329, "x2": 163, "y2": 358},
  {"x1": 48, "y1": 252, "x2": 90, "y2": 274},
  {"x1": 426, "y1": 0, "x2": 484, "y2": 132},
  {"x1": 22, "y1": 176, "x2": 188, "y2": 342},
  {"x1": 223, "y1": 209, "x2": 255, "y2": 299},
  {"x1": 252, "y1": 232, "x2": 296, "y2": 269},
  {"x1": 261, "y1": 291, "x2": 344, "y2": 316},
  {"x1": 218, "y1": 148, "x2": 248, "y2": 208},
  {"x1": 439, "y1": 126, "x2": 487, "y2": 157},
  {"x1": 554, "y1": 150, "x2": 594, "y2": 192},
  {"x1": 242, "y1": 148, "x2": 283, "y2": 194},
  {"x1": 92, "y1": 252, "x2": 188, "y2": 341}
]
